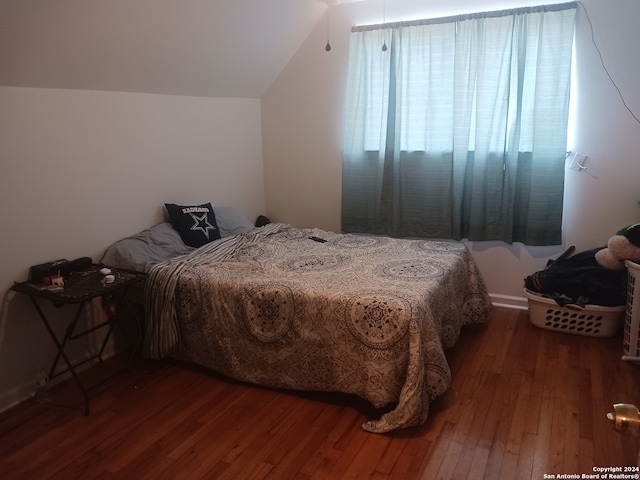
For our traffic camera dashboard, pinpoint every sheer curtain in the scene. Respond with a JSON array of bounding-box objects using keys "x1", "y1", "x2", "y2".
[{"x1": 341, "y1": 3, "x2": 576, "y2": 245}]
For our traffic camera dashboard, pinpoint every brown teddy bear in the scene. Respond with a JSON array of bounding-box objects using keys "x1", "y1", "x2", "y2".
[{"x1": 595, "y1": 224, "x2": 640, "y2": 270}]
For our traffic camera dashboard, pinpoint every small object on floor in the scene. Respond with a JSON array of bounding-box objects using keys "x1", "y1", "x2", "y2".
[{"x1": 309, "y1": 236, "x2": 327, "y2": 243}]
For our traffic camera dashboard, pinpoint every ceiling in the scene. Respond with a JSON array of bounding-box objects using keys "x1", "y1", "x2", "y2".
[{"x1": 0, "y1": 0, "x2": 329, "y2": 98}]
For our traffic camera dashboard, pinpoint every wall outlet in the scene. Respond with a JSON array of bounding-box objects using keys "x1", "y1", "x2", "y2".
[{"x1": 34, "y1": 368, "x2": 51, "y2": 404}]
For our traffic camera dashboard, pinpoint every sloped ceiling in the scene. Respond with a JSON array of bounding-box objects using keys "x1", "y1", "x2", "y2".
[{"x1": 0, "y1": 0, "x2": 329, "y2": 98}]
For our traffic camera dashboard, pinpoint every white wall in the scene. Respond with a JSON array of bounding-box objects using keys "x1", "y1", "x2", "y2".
[
  {"x1": 262, "y1": 0, "x2": 640, "y2": 307},
  {"x1": 0, "y1": 86, "x2": 265, "y2": 411}
]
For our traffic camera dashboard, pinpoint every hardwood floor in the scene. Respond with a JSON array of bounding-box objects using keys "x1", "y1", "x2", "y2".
[{"x1": 1, "y1": 307, "x2": 639, "y2": 479}]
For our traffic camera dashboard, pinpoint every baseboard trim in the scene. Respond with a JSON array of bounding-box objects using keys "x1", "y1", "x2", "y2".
[
  {"x1": 0, "y1": 384, "x2": 33, "y2": 414},
  {"x1": 490, "y1": 293, "x2": 528, "y2": 311}
]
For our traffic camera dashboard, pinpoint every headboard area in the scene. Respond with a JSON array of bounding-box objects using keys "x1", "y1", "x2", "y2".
[{"x1": 101, "y1": 206, "x2": 258, "y2": 273}]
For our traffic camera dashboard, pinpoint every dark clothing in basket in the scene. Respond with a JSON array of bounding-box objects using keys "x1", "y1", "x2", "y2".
[{"x1": 524, "y1": 248, "x2": 627, "y2": 307}]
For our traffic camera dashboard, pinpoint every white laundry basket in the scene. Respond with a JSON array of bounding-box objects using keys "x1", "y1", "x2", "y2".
[
  {"x1": 623, "y1": 260, "x2": 640, "y2": 358},
  {"x1": 524, "y1": 288, "x2": 625, "y2": 338}
]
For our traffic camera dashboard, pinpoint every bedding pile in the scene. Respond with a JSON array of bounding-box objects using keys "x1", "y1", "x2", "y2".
[{"x1": 143, "y1": 223, "x2": 490, "y2": 433}]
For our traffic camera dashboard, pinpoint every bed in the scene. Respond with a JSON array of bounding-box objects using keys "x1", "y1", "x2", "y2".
[{"x1": 102, "y1": 205, "x2": 491, "y2": 433}]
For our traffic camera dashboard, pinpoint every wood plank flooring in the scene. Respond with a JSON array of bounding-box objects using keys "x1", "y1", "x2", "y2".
[{"x1": 1, "y1": 307, "x2": 639, "y2": 479}]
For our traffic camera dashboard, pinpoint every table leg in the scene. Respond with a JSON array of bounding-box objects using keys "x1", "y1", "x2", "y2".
[{"x1": 28, "y1": 297, "x2": 91, "y2": 415}]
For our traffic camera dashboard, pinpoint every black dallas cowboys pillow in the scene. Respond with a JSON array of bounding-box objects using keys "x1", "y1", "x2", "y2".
[{"x1": 165, "y1": 202, "x2": 221, "y2": 248}]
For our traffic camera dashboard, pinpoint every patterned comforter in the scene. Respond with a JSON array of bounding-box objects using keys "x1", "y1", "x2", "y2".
[{"x1": 144, "y1": 224, "x2": 490, "y2": 433}]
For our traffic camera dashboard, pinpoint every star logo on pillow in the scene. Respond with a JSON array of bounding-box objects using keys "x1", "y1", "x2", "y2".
[{"x1": 190, "y1": 213, "x2": 217, "y2": 239}]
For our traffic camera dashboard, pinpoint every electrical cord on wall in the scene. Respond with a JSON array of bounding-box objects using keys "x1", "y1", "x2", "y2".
[
  {"x1": 578, "y1": 1, "x2": 640, "y2": 125},
  {"x1": 0, "y1": 289, "x2": 16, "y2": 358},
  {"x1": 125, "y1": 302, "x2": 153, "y2": 376},
  {"x1": 122, "y1": 311, "x2": 172, "y2": 391}
]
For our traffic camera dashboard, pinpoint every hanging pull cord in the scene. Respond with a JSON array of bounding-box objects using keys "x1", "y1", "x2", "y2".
[{"x1": 325, "y1": 5, "x2": 332, "y2": 51}]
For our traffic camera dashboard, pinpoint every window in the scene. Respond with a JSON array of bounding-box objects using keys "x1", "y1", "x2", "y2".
[{"x1": 341, "y1": 2, "x2": 577, "y2": 245}]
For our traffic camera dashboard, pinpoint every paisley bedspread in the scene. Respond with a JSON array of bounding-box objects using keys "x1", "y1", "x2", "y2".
[{"x1": 144, "y1": 224, "x2": 490, "y2": 433}]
